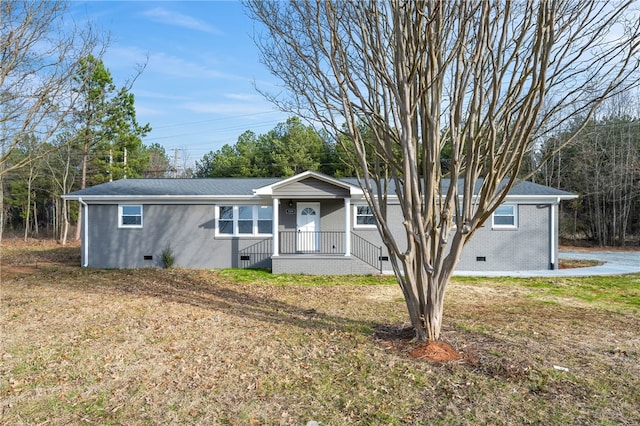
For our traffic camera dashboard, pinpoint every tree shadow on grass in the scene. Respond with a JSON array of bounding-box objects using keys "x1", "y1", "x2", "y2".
[
  {"x1": 2, "y1": 241, "x2": 379, "y2": 336},
  {"x1": 1, "y1": 244, "x2": 81, "y2": 266},
  {"x1": 25, "y1": 264, "x2": 379, "y2": 337}
]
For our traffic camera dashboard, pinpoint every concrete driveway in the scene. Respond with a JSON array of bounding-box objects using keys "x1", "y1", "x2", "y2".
[{"x1": 455, "y1": 250, "x2": 640, "y2": 277}]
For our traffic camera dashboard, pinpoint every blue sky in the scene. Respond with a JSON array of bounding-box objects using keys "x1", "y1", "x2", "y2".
[{"x1": 69, "y1": 1, "x2": 289, "y2": 166}]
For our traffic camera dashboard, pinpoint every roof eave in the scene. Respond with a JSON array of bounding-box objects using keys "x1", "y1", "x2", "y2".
[
  {"x1": 61, "y1": 194, "x2": 263, "y2": 203},
  {"x1": 503, "y1": 194, "x2": 578, "y2": 202}
]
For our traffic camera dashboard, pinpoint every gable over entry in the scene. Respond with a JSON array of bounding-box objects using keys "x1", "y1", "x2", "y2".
[{"x1": 253, "y1": 171, "x2": 364, "y2": 259}]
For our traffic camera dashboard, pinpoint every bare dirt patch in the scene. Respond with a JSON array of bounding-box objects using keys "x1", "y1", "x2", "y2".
[
  {"x1": 409, "y1": 340, "x2": 461, "y2": 361},
  {"x1": 560, "y1": 243, "x2": 640, "y2": 252},
  {"x1": 558, "y1": 258, "x2": 603, "y2": 269},
  {"x1": 374, "y1": 324, "x2": 462, "y2": 362}
]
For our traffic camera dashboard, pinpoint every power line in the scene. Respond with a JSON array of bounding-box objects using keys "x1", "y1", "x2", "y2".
[
  {"x1": 143, "y1": 119, "x2": 286, "y2": 144},
  {"x1": 149, "y1": 111, "x2": 279, "y2": 130}
]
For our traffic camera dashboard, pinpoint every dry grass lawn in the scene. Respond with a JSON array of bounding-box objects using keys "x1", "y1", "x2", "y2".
[{"x1": 1, "y1": 240, "x2": 639, "y2": 425}]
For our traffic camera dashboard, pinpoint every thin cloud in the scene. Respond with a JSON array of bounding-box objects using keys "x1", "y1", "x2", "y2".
[
  {"x1": 148, "y1": 52, "x2": 239, "y2": 80},
  {"x1": 224, "y1": 93, "x2": 263, "y2": 102},
  {"x1": 142, "y1": 7, "x2": 221, "y2": 34},
  {"x1": 103, "y1": 46, "x2": 149, "y2": 72},
  {"x1": 134, "y1": 89, "x2": 191, "y2": 102},
  {"x1": 104, "y1": 46, "x2": 240, "y2": 82},
  {"x1": 134, "y1": 104, "x2": 168, "y2": 118},
  {"x1": 182, "y1": 101, "x2": 276, "y2": 116}
]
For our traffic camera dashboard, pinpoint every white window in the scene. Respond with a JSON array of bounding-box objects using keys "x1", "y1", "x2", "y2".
[
  {"x1": 119, "y1": 205, "x2": 143, "y2": 228},
  {"x1": 238, "y1": 206, "x2": 254, "y2": 234},
  {"x1": 216, "y1": 205, "x2": 273, "y2": 236},
  {"x1": 354, "y1": 205, "x2": 376, "y2": 228},
  {"x1": 492, "y1": 204, "x2": 517, "y2": 229},
  {"x1": 257, "y1": 205, "x2": 273, "y2": 234},
  {"x1": 218, "y1": 206, "x2": 234, "y2": 235}
]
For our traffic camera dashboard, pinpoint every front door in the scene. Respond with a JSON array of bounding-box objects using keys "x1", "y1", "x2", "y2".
[{"x1": 296, "y1": 202, "x2": 320, "y2": 252}]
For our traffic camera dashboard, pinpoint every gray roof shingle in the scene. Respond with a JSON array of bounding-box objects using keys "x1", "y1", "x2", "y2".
[
  {"x1": 65, "y1": 178, "x2": 281, "y2": 197},
  {"x1": 65, "y1": 176, "x2": 574, "y2": 198},
  {"x1": 340, "y1": 177, "x2": 574, "y2": 197}
]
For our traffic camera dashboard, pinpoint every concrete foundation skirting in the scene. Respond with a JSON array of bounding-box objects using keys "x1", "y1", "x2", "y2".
[{"x1": 272, "y1": 254, "x2": 379, "y2": 275}]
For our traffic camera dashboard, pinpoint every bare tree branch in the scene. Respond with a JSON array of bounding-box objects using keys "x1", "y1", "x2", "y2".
[{"x1": 1, "y1": 0, "x2": 101, "y2": 177}]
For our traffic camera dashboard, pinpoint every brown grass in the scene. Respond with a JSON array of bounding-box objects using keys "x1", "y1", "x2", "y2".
[{"x1": 1, "y1": 239, "x2": 639, "y2": 425}]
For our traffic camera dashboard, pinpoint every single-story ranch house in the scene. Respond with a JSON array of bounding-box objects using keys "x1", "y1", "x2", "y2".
[{"x1": 63, "y1": 171, "x2": 576, "y2": 275}]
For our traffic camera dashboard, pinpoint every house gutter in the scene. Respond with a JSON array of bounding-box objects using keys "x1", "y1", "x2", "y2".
[{"x1": 78, "y1": 197, "x2": 89, "y2": 267}]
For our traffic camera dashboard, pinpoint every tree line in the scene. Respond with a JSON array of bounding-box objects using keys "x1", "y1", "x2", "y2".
[
  {"x1": 0, "y1": 52, "x2": 176, "y2": 242},
  {"x1": 193, "y1": 116, "x2": 363, "y2": 178},
  {"x1": 536, "y1": 97, "x2": 640, "y2": 246},
  {"x1": 0, "y1": 1, "x2": 176, "y2": 242},
  {"x1": 8, "y1": 104, "x2": 638, "y2": 247}
]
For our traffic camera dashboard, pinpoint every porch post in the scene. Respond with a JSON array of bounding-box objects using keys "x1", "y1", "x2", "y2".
[
  {"x1": 344, "y1": 197, "x2": 351, "y2": 256},
  {"x1": 272, "y1": 198, "x2": 279, "y2": 256}
]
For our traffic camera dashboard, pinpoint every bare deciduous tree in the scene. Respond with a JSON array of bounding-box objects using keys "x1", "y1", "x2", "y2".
[
  {"x1": 44, "y1": 132, "x2": 81, "y2": 245},
  {"x1": 1, "y1": 0, "x2": 98, "y2": 177},
  {"x1": 247, "y1": 1, "x2": 640, "y2": 341}
]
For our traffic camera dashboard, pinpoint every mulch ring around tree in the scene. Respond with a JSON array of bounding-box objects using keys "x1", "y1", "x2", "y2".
[{"x1": 373, "y1": 324, "x2": 462, "y2": 362}]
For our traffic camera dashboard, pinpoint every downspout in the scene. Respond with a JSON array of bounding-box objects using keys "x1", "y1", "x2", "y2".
[
  {"x1": 549, "y1": 197, "x2": 560, "y2": 270},
  {"x1": 78, "y1": 197, "x2": 89, "y2": 267}
]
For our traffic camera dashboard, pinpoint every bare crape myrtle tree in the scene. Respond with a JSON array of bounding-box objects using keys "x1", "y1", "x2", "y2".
[{"x1": 246, "y1": 1, "x2": 640, "y2": 342}]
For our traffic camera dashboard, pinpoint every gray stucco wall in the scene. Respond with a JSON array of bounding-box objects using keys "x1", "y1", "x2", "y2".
[
  {"x1": 277, "y1": 199, "x2": 344, "y2": 231},
  {"x1": 272, "y1": 255, "x2": 378, "y2": 275},
  {"x1": 456, "y1": 204, "x2": 552, "y2": 271},
  {"x1": 83, "y1": 200, "x2": 555, "y2": 272},
  {"x1": 350, "y1": 203, "x2": 554, "y2": 272},
  {"x1": 86, "y1": 204, "x2": 272, "y2": 269},
  {"x1": 84, "y1": 199, "x2": 362, "y2": 270}
]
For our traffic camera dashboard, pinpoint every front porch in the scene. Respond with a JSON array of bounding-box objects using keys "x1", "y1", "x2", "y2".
[
  {"x1": 238, "y1": 231, "x2": 383, "y2": 275},
  {"x1": 242, "y1": 171, "x2": 384, "y2": 274}
]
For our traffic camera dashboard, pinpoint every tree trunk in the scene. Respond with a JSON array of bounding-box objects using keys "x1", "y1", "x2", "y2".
[
  {"x1": 33, "y1": 201, "x2": 39, "y2": 236},
  {"x1": 53, "y1": 198, "x2": 59, "y2": 241},
  {"x1": 75, "y1": 139, "x2": 89, "y2": 241},
  {"x1": 392, "y1": 225, "x2": 465, "y2": 342},
  {"x1": 0, "y1": 175, "x2": 4, "y2": 244},
  {"x1": 24, "y1": 184, "x2": 32, "y2": 242}
]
